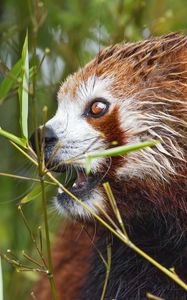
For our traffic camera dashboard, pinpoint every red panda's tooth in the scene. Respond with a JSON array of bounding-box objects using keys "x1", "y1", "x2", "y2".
[{"x1": 58, "y1": 187, "x2": 64, "y2": 194}]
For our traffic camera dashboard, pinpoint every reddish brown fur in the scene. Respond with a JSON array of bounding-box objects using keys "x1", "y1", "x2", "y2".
[
  {"x1": 87, "y1": 106, "x2": 127, "y2": 177},
  {"x1": 60, "y1": 34, "x2": 187, "y2": 192},
  {"x1": 84, "y1": 33, "x2": 187, "y2": 218},
  {"x1": 87, "y1": 106, "x2": 125, "y2": 145},
  {"x1": 61, "y1": 33, "x2": 187, "y2": 103},
  {"x1": 32, "y1": 33, "x2": 187, "y2": 299}
]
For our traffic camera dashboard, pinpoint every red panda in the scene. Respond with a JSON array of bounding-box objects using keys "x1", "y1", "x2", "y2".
[{"x1": 30, "y1": 33, "x2": 187, "y2": 299}]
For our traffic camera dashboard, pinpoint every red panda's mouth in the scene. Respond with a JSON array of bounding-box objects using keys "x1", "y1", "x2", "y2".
[
  {"x1": 52, "y1": 165, "x2": 101, "y2": 203},
  {"x1": 58, "y1": 172, "x2": 99, "y2": 194}
]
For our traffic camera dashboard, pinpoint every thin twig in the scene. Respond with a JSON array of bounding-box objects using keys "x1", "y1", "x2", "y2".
[
  {"x1": 46, "y1": 172, "x2": 187, "y2": 292},
  {"x1": 147, "y1": 292, "x2": 165, "y2": 300},
  {"x1": 8, "y1": 139, "x2": 187, "y2": 292},
  {"x1": 22, "y1": 250, "x2": 44, "y2": 268},
  {"x1": 100, "y1": 241, "x2": 112, "y2": 300},
  {"x1": 103, "y1": 182, "x2": 129, "y2": 239},
  {"x1": 0, "y1": 172, "x2": 55, "y2": 185},
  {"x1": 18, "y1": 205, "x2": 47, "y2": 268}
]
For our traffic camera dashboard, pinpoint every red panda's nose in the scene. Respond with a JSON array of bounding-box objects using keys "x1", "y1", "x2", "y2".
[{"x1": 29, "y1": 126, "x2": 58, "y2": 153}]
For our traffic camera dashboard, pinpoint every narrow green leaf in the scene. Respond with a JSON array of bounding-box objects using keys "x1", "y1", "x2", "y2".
[
  {"x1": 20, "y1": 183, "x2": 51, "y2": 204},
  {"x1": 0, "y1": 127, "x2": 27, "y2": 148},
  {"x1": 89, "y1": 140, "x2": 157, "y2": 159},
  {"x1": 19, "y1": 32, "x2": 29, "y2": 140},
  {"x1": 0, "y1": 59, "x2": 22, "y2": 104},
  {"x1": 85, "y1": 140, "x2": 158, "y2": 174},
  {"x1": 0, "y1": 257, "x2": 3, "y2": 300}
]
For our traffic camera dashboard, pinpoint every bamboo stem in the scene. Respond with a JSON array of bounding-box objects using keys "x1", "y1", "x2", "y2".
[
  {"x1": 46, "y1": 172, "x2": 187, "y2": 292},
  {"x1": 100, "y1": 242, "x2": 112, "y2": 300}
]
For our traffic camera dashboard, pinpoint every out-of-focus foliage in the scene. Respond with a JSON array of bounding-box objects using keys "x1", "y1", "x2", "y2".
[{"x1": 0, "y1": 0, "x2": 186, "y2": 299}]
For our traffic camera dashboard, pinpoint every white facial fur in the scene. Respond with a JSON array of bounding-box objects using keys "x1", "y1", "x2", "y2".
[
  {"x1": 46, "y1": 75, "x2": 114, "y2": 171},
  {"x1": 46, "y1": 75, "x2": 183, "y2": 218},
  {"x1": 45, "y1": 76, "x2": 115, "y2": 219},
  {"x1": 55, "y1": 187, "x2": 104, "y2": 219}
]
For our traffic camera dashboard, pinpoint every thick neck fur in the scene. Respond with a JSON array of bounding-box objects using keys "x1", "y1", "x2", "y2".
[
  {"x1": 109, "y1": 174, "x2": 187, "y2": 221},
  {"x1": 81, "y1": 205, "x2": 187, "y2": 299},
  {"x1": 79, "y1": 176, "x2": 187, "y2": 299}
]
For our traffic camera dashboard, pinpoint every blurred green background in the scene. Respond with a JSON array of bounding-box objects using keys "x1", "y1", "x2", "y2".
[{"x1": 0, "y1": 0, "x2": 187, "y2": 299}]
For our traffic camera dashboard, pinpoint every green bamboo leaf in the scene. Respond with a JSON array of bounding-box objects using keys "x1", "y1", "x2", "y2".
[
  {"x1": 0, "y1": 59, "x2": 22, "y2": 104},
  {"x1": 85, "y1": 140, "x2": 158, "y2": 174},
  {"x1": 90, "y1": 140, "x2": 158, "y2": 158},
  {"x1": 0, "y1": 257, "x2": 3, "y2": 300},
  {"x1": 18, "y1": 32, "x2": 29, "y2": 140},
  {"x1": 0, "y1": 127, "x2": 27, "y2": 148},
  {"x1": 21, "y1": 183, "x2": 51, "y2": 204}
]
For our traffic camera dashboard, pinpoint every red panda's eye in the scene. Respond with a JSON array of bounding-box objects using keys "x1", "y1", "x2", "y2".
[
  {"x1": 87, "y1": 99, "x2": 110, "y2": 118},
  {"x1": 91, "y1": 102, "x2": 106, "y2": 114}
]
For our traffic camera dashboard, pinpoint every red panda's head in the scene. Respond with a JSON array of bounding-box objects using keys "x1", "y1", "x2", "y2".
[{"x1": 33, "y1": 33, "x2": 187, "y2": 220}]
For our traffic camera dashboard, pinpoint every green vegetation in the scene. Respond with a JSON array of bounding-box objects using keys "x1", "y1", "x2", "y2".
[{"x1": 0, "y1": 1, "x2": 187, "y2": 299}]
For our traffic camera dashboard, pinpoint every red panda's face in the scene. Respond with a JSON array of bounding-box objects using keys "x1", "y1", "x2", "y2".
[
  {"x1": 41, "y1": 35, "x2": 187, "y2": 219},
  {"x1": 44, "y1": 70, "x2": 145, "y2": 219},
  {"x1": 43, "y1": 74, "x2": 168, "y2": 219},
  {"x1": 45, "y1": 75, "x2": 127, "y2": 218}
]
